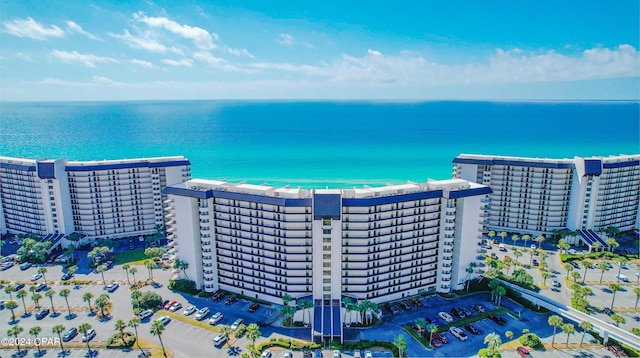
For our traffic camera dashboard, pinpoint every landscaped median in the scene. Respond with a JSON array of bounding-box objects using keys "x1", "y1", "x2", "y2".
[
  {"x1": 257, "y1": 337, "x2": 321, "y2": 352},
  {"x1": 156, "y1": 309, "x2": 221, "y2": 333},
  {"x1": 403, "y1": 325, "x2": 433, "y2": 349}
]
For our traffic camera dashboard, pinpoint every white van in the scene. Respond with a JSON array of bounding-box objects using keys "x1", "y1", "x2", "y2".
[
  {"x1": 449, "y1": 327, "x2": 468, "y2": 341},
  {"x1": 499, "y1": 244, "x2": 506, "y2": 252},
  {"x1": 213, "y1": 334, "x2": 227, "y2": 347}
]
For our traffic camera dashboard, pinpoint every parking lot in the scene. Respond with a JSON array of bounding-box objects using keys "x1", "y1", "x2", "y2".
[{"x1": 346, "y1": 292, "x2": 556, "y2": 357}]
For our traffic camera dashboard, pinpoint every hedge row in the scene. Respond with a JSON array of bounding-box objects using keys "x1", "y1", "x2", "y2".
[
  {"x1": 106, "y1": 331, "x2": 135, "y2": 349},
  {"x1": 257, "y1": 337, "x2": 321, "y2": 352}
]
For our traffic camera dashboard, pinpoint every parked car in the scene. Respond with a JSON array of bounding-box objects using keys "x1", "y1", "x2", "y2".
[
  {"x1": 458, "y1": 307, "x2": 469, "y2": 317},
  {"x1": 353, "y1": 351, "x2": 361, "y2": 358},
  {"x1": 333, "y1": 350, "x2": 341, "y2": 358},
  {"x1": 389, "y1": 304, "x2": 400, "y2": 315},
  {"x1": 530, "y1": 244, "x2": 536, "y2": 250},
  {"x1": 517, "y1": 346, "x2": 531, "y2": 358},
  {"x1": 364, "y1": 351, "x2": 373, "y2": 358},
  {"x1": 19, "y1": 262, "x2": 32, "y2": 270},
  {"x1": 163, "y1": 300, "x2": 176, "y2": 310},
  {"x1": 155, "y1": 316, "x2": 171, "y2": 326},
  {"x1": 489, "y1": 314, "x2": 506, "y2": 325},
  {"x1": 603, "y1": 307, "x2": 615, "y2": 316},
  {"x1": 431, "y1": 337, "x2": 442, "y2": 348},
  {"x1": 438, "y1": 312, "x2": 454, "y2": 323},
  {"x1": 62, "y1": 327, "x2": 78, "y2": 342},
  {"x1": 607, "y1": 345, "x2": 628, "y2": 357},
  {"x1": 183, "y1": 306, "x2": 197, "y2": 316},
  {"x1": 31, "y1": 273, "x2": 43, "y2": 281},
  {"x1": 1, "y1": 262, "x2": 14, "y2": 270},
  {"x1": 14, "y1": 283, "x2": 25, "y2": 291},
  {"x1": 532, "y1": 259, "x2": 539, "y2": 266},
  {"x1": 81, "y1": 329, "x2": 97, "y2": 342},
  {"x1": 615, "y1": 274, "x2": 629, "y2": 282},
  {"x1": 61, "y1": 272, "x2": 73, "y2": 281},
  {"x1": 568, "y1": 249, "x2": 578, "y2": 255},
  {"x1": 231, "y1": 318, "x2": 244, "y2": 331},
  {"x1": 464, "y1": 324, "x2": 480, "y2": 334},
  {"x1": 499, "y1": 244, "x2": 507, "y2": 252},
  {"x1": 449, "y1": 327, "x2": 468, "y2": 341},
  {"x1": 225, "y1": 296, "x2": 237, "y2": 305},
  {"x1": 213, "y1": 334, "x2": 227, "y2": 347},
  {"x1": 158, "y1": 299, "x2": 170, "y2": 309},
  {"x1": 209, "y1": 312, "x2": 223, "y2": 325},
  {"x1": 169, "y1": 302, "x2": 183, "y2": 312},
  {"x1": 105, "y1": 282, "x2": 119, "y2": 292},
  {"x1": 260, "y1": 350, "x2": 272, "y2": 358},
  {"x1": 552, "y1": 279, "x2": 561, "y2": 287},
  {"x1": 36, "y1": 308, "x2": 50, "y2": 319},
  {"x1": 471, "y1": 304, "x2": 485, "y2": 313},
  {"x1": 434, "y1": 332, "x2": 448, "y2": 344},
  {"x1": 195, "y1": 307, "x2": 210, "y2": 320},
  {"x1": 248, "y1": 303, "x2": 260, "y2": 313},
  {"x1": 570, "y1": 261, "x2": 580, "y2": 269},
  {"x1": 35, "y1": 283, "x2": 48, "y2": 291},
  {"x1": 138, "y1": 309, "x2": 154, "y2": 320}
]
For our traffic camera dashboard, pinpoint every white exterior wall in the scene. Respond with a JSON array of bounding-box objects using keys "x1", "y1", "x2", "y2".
[
  {"x1": 451, "y1": 195, "x2": 483, "y2": 290},
  {"x1": 171, "y1": 194, "x2": 203, "y2": 287}
]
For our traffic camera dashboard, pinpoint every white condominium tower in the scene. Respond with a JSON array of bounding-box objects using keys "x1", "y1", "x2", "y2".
[
  {"x1": 453, "y1": 154, "x2": 640, "y2": 236},
  {"x1": 0, "y1": 156, "x2": 191, "y2": 245},
  {"x1": 165, "y1": 178, "x2": 490, "y2": 343}
]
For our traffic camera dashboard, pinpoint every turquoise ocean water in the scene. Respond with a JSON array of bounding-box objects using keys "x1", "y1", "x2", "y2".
[{"x1": 0, "y1": 101, "x2": 638, "y2": 188}]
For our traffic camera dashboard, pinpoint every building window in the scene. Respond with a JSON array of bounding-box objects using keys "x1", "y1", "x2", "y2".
[
  {"x1": 323, "y1": 245, "x2": 331, "y2": 251},
  {"x1": 323, "y1": 254, "x2": 331, "y2": 260},
  {"x1": 322, "y1": 218, "x2": 331, "y2": 226},
  {"x1": 323, "y1": 237, "x2": 331, "y2": 243},
  {"x1": 323, "y1": 229, "x2": 331, "y2": 235},
  {"x1": 323, "y1": 262, "x2": 331, "y2": 267}
]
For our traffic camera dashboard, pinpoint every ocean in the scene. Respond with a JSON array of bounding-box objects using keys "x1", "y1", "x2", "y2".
[{"x1": 0, "y1": 100, "x2": 638, "y2": 188}]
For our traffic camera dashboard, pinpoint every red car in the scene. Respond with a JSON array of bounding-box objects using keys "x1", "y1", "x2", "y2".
[
  {"x1": 164, "y1": 300, "x2": 176, "y2": 310},
  {"x1": 607, "y1": 345, "x2": 627, "y2": 357},
  {"x1": 431, "y1": 338, "x2": 442, "y2": 348},
  {"x1": 434, "y1": 332, "x2": 448, "y2": 344},
  {"x1": 517, "y1": 347, "x2": 530, "y2": 358}
]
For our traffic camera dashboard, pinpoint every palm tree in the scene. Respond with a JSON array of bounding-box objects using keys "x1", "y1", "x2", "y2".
[
  {"x1": 221, "y1": 325, "x2": 232, "y2": 343},
  {"x1": 634, "y1": 287, "x2": 640, "y2": 310},
  {"x1": 145, "y1": 260, "x2": 154, "y2": 281},
  {"x1": 4, "y1": 283, "x2": 15, "y2": 302},
  {"x1": 128, "y1": 317, "x2": 143, "y2": 354},
  {"x1": 541, "y1": 271, "x2": 550, "y2": 286},
  {"x1": 483, "y1": 332, "x2": 502, "y2": 356},
  {"x1": 571, "y1": 271, "x2": 581, "y2": 283},
  {"x1": 342, "y1": 297, "x2": 351, "y2": 325},
  {"x1": 415, "y1": 318, "x2": 426, "y2": 332},
  {"x1": 606, "y1": 238, "x2": 620, "y2": 252},
  {"x1": 31, "y1": 292, "x2": 42, "y2": 308},
  {"x1": 245, "y1": 323, "x2": 261, "y2": 356},
  {"x1": 173, "y1": 259, "x2": 189, "y2": 279},
  {"x1": 83, "y1": 292, "x2": 94, "y2": 313},
  {"x1": 528, "y1": 249, "x2": 535, "y2": 266},
  {"x1": 465, "y1": 262, "x2": 477, "y2": 291},
  {"x1": 150, "y1": 320, "x2": 167, "y2": 357},
  {"x1": 130, "y1": 267, "x2": 138, "y2": 284},
  {"x1": 6, "y1": 301, "x2": 18, "y2": 322},
  {"x1": 488, "y1": 231, "x2": 496, "y2": 243},
  {"x1": 564, "y1": 263, "x2": 574, "y2": 279},
  {"x1": 609, "y1": 283, "x2": 622, "y2": 310},
  {"x1": 548, "y1": 315, "x2": 564, "y2": 346},
  {"x1": 522, "y1": 234, "x2": 531, "y2": 247},
  {"x1": 513, "y1": 249, "x2": 522, "y2": 265},
  {"x1": 68, "y1": 265, "x2": 78, "y2": 287},
  {"x1": 38, "y1": 267, "x2": 48, "y2": 285},
  {"x1": 535, "y1": 235, "x2": 545, "y2": 248},
  {"x1": 579, "y1": 320, "x2": 593, "y2": 347},
  {"x1": 562, "y1": 323, "x2": 575, "y2": 346},
  {"x1": 123, "y1": 264, "x2": 131, "y2": 284},
  {"x1": 59, "y1": 288, "x2": 72, "y2": 317},
  {"x1": 52, "y1": 324, "x2": 66, "y2": 353},
  {"x1": 495, "y1": 286, "x2": 506, "y2": 306},
  {"x1": 95, "y1": 293, "x2": 111, "y2": 317},
  {"x1": 79, "y1": 322, "x2": 93, "y2": 353},
  {"x1": 582, "y1": 261, "x2": 593, "y2": 283},
  {"x1": 97, "y1": 264, "x2": 107, "y2": 288},
  {"x1": 499, "y1": 231, "x2": 507, "y2": 244},
  {"x1": 131, "y1": 289, "x2": 142, "y2": 310},
  {"x1": 611, "y1": 314, "x2": 626, "y2": 327},
  {"x1": 7, "y1": 325, "x2": 25, "y2": 355},
  {"x1": 30, "y1": 326, "x2": 43, "y2": 355},
  {"x1": 299, "y1": 299, "x2": 313, "y2": 327},
  {"x1": 598, "y1": 262, "x2": 609, "y2": 283},
  {"x1": 511, "y1": 234, "x2": 520, "y2": 247},
  {"x1": 16, "y1": 289, "x2": 28, "y2": 315},
  {"x1": 427, "y1": 323, "x2": 437, "y2": 344},
  {"x1": 393, "y1": 335, "x2": 407, "y2": 358},
  {"x1": 45, "y1": 289, "x2": 57, "y2": 314},
  {"x1": 115, "y1": 319, "x2": 127, "y2": 344}
]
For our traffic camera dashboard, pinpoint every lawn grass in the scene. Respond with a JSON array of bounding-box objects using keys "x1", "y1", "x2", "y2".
[
  {"x1": 402, "y1": 325, "x2": 433, "y2": 350},
  {"x1": 114, "y1": 249, "x2": 148, "y2": 265}
]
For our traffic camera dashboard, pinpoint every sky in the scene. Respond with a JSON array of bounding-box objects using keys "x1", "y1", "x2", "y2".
[{"x1": 1, "y1": 0, "x2": 639, "y2": 101}]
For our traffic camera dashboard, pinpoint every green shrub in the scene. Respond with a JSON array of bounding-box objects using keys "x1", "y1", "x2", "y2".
[
  {"x1": 168, "y1": 279, "x2": 198, "y2": 295},
  {"x1": 478, "y1": 348, "x2": 502, "y2": 358},
  {"x1": 106, "y1": 331, "x2": 135, "y2": 348},
  {"x1": 519, "y1": 333, "x2": 542, "y2": 348}
]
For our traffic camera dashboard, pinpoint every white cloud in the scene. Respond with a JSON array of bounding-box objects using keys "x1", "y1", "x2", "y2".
[
  {"x1": 49, "y1": 49, "x2": 118, "y2": 67},
  {"x1": 92, "y1": 75, "x2": 116, "y2": 85},
  {"x1": 109, "y1": 30, "x2": 183, "y2": 54},
  {"x1": 134, "y1": 12, "x2": 217, "y2": 50},
  {"x1": 129, "y1": 59, "x2": 155, "y2": 68},
  {"x1": 193, "y1": 51, "x2": 256, "y2": 73},
  {"x1": 2, "y1": 17, "x2": 64, "y2": 40},
  {"x1": 161, "y1": 58, "x2": 193, "y2": 67},
  {"x1": 276, "y1": 33, "x2": 295, "y2": 46},
  {"x1": 66, "y1": 21, "x2": 98, "y2": 40},
  {"x1": 251, "y1": 45, "x2": 640, "y2": 85},
  {"x1": 15, "y1": 52, "x2": 32, "y2": 62},
  {"x1": 224, "y1": 47, "x2": 255, "y2": 59}
]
